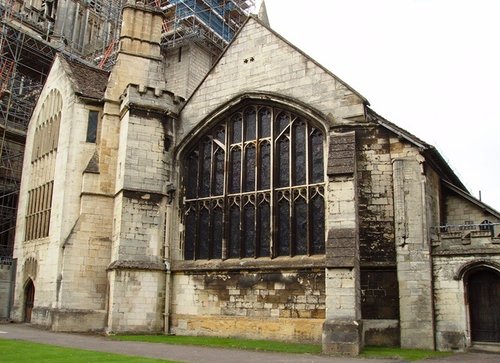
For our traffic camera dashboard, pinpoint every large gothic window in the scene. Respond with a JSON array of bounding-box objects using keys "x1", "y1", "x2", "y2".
[{"x1": 183, "y1": 104, "x2": 325, "y2": 260}]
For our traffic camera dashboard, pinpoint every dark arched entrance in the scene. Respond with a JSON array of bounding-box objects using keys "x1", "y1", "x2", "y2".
[
  {"x1": 467, "y1": 269, "x2": 500, "y2": 342},
  {"x1": 24, "y1": 279, "x2": 35, "y2": 323}
]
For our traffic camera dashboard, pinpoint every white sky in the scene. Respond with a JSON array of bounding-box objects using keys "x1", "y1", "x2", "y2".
[{"x1": 261, "y1": 0, "x2": 500, "y2": 211}]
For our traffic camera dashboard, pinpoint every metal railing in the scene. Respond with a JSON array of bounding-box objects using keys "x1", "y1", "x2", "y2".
[{"x1": 430, "y1": 222, "x2": 500, "y2": 240}]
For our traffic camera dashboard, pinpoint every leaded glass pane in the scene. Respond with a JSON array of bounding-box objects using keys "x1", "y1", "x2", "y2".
[
  {"x1": 185, "y1": 152, "x2": 198, "y2": 199},
  {"x1": 229, "y1": 147, "x2": 241, "y2": 193},
  {"x1": 244, "y1": 144, "x2": 256, "y2": 192},
  {"x1": 259, "y1": 108, "x2": 271, "y2": 138},
  {"x1": 277, "y1": 194, "x2": 290, "y2": 256},
  {"x1": 214, "y1": 126, "x2": 225, "y2": 143},
  {"x1": 277, "y1": 138, "x2": 289, "y2": 187},
  {"x1": 293, "y1": 121, "x2": 306, "y2": 185},
  {"x1": 311, "y1": 192, "x2": 325, "y2": 254},
  {"x1": 212, "y1": 205, "x2": 223, "y2": 259},
  {"x1": 294, "y1": 195, "x2": 308, "y2": 255},
  {"x1": 259, "y1": 141, "x2": 270, "y2": 189},
  {"x1": 310, "y1": 129, "x2": 324, "y2": 183},
  {"x1": 200, "y1": 140, "x2": 211, "y2": 197},
  {"x1": 258, "y1": 198, "x2": 270, "y2": 257},
  {"x1": 198, "y1": 207, "x2": 210, "y2": 259},
  {"x1": 231, "y1": 114, "x2": 242, "y2": 143},
  {"x1": 184, "y1": 208, "x2": 196, "y2": 260},
  {"x1": 212, "y1": 148, "x2": 224, "y2": 195},
  {"x1": 243, "y1": 202, "x2": 256, "y2": 257},
  {"x1": 277, "y1": 112, "x2": 289, "y2": 134},
  {"x1": 244, "y1": 107, "x2": 256, "y2": 141},
  {"x1": 229, "y1": 203, "x2": 240, "y2": 258}
]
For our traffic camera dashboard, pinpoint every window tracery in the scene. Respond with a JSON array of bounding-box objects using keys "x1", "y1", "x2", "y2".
[{"x1": 183, "y1": 103, "x2": 325, "y2": 260}]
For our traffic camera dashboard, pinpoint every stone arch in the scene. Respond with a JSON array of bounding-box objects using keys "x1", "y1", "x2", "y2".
[
  {"x1": 463, "y1": 265, "x2": 500, "y2": 342},
  {"x1": 23, "y1": 278, "x2": 35, "y2": 323},
  {"x1": 176, "y1": 91, "x2": 329, "y2": 158},
  {"x1": 453, "y1": 260, "x2": 500, "y2": 281},
  {"x1": 177, "y1": 93, "x2": 328, "y2": 260}
]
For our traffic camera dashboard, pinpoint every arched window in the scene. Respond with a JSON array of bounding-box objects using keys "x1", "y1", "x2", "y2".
[{"x1": 182, "y1": 103, "x2": 325, "y2": 260}]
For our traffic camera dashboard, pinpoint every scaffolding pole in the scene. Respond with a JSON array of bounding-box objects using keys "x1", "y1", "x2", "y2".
[{"x1": 0, "y1": 0, "x2": 255, "y2": 258}]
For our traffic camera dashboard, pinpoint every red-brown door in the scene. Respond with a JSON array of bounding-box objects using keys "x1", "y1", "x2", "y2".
[
  {"x1": 24, "y1": 279, "x2": 35, "y2": 323},
  {"x1": 468, "y1": 269, "x2": 500, "y2": 342}
]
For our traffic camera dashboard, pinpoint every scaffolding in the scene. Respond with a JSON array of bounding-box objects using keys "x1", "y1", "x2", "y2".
[
  {"x1": 160, "y1": 0, "x2": 255, "y2": 56},
  {"x1": 0, "y1": 0, "x2": 254, "y2": 258},
  {"x1": 0, "y1": 0, "x2": 55, "y2": 257}
]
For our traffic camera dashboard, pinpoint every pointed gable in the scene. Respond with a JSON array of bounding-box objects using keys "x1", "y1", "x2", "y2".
[
  {"x1": 179, "y1": 16, "x2": 368, "y2": 142},
  {"x1": 59, "y1": 55, "x2": 109, "y2": 101}
]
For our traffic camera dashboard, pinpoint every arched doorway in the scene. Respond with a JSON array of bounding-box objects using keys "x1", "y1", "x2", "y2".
[
  {"x1": 467, "y1": 268, "x2": 500, "y2": 342},
  {"x1": 24, "y1": 279, "x2": 35, "y2": 323}
]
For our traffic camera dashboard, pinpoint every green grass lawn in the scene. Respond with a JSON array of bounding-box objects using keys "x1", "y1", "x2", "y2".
[
  {"x1": 0, "y1": 339, "x2": 181, "y2": 363},
  {"x1": 2, "y1": 335, "x2": 454, "y2": 362},
  {"x1": 361, "y1": 345, "x2": 453, "y2": 361},
  {"x1": 113, "y1": 334, "x2": 322, "y2": 354},
  {"x1": 114, "y1": 335, "x2": 455, "y2": 361}
]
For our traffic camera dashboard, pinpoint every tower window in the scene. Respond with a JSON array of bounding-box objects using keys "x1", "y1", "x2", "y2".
[
  {"x1": 182, "y1": 103, "x2": 325, "y2": 260},
  {"x1": 86, "y1": 110, "x2": 99, "y2": 143}
]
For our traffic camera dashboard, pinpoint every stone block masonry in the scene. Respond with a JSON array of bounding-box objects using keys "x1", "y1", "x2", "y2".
[
  {"x1": 171, "y1": 270, "x2": 325, "y2": 342},
  {"x1": 393, "y1": 158, "x2": 434, "y2": 349},
  {"x1": 0, "y1": 260, "x2": 15, "y2": 319}
]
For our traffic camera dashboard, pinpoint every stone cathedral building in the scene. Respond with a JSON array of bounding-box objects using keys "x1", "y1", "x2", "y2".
[{"x1": 11, "y1": 1, "x2": 500, "y2": 355}]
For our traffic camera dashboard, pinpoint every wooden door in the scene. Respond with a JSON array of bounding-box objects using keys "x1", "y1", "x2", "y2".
[
  {"x1": 24, "y1": 279, "x2": 35, "y2": 323},
  {"x1": 468, "y1": 269, "x2": 500, "y2": 342}
]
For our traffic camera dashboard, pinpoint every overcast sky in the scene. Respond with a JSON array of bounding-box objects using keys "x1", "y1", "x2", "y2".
[{"x1": 261, "y1": 0, "x2": 500, "y2": 211}]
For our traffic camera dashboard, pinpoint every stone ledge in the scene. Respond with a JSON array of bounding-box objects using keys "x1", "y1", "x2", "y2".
[
  {"x1": 172, "y1": 255, "x2": 325, "y2": 272},
  {"x1": 107, "y1": 259, "x2": 165, "y2": 271}
]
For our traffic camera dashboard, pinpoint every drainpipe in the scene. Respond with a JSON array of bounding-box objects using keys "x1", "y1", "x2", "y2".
[{"x1": 163, "y1": 186, "x2": 175, "y2": 334}]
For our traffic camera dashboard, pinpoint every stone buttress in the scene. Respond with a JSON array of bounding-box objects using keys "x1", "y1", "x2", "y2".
[{"x1": 102, "y1": 1, "x2": 184, "y2": 332}]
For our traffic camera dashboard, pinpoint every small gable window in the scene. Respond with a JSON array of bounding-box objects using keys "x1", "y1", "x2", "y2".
[
  {"x1": 182, "y1": 103, "x2": 325, "y2": 260},
  {"x1": 86, "y1": 110, "x2": 99, "y2": 143}
]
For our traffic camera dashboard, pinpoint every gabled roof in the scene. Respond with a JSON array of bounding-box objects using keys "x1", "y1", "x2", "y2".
[
  {"x1": 366, "y1": 107, "x2": 467, "y2": 191},
  {"x1": 59, "y1": 54, "x2": 109, "y2": 101},
  {"x1": 182, "y1": 15, "x2": 369, "y2": 110}
]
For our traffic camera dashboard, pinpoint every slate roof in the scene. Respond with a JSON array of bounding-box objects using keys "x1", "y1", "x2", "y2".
[{"x1": 60, "y1": 54, "x2": 109, "y2": 100}]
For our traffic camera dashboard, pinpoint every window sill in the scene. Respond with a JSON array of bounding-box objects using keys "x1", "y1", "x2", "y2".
[{"x1": 171, "y1": 255, "x2": 326, "y2": 272}]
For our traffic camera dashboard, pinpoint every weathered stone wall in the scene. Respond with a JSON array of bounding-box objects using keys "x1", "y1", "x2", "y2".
[
  {"x1": 356, "y1": 126, "x2": 396, "y2": 265},
  {"x1": 103, "y1": 2, "x2": 183, "y2": 332},
  {"x1": 173, "y1": 18, "x2": 366, "y2": 354},
  {"x1": 433, "y1": 254, "x2": 500, "y2": 350},
  {"x1": 107, "y1": 84, "x2": 182, "y2": 331},
  {"x1": 58, "y1": 194, "x2": 112, "y2": 312},
  {"x1": 113, "y1": 193, "x2": 165, "y2": 262},
  {"x1": 360, "y1": 269, "x2": 400, "y2": 346},
  {"x1": 393, "y1": 157, "x2": 435, "y2": 349},
  {"x1": 177, "y1": 18, "x2": 366, "y2": 148},
  {"x1": 432, "y1": 186, "x2": 500, "y2": 350},
  {"x1": 11, "y1": 56, "x2": 104, "y2": 326},
  {"x1": 107, "y1": 269, "x2": 166, "y2": 332},
  {"x1": 171, "y1": 270, "x2": 325, "y2": 342},
  {"x1": 360, "y1": 269, "x2": 399, "y2": 319},
  {"x1": 444, "y1": 194, "x2": 500, "y2": 226},
  {"x1": 0, "y1": 260, "x2": 15, "y2": 318},
  {"x1": 163, "y1": 42, "x2": 213, "y2": 100}
]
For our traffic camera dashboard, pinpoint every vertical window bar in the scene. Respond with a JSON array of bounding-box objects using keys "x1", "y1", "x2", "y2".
[
  {"x1": 194, "y1": 203, "x2": 200, "y2": 259},
  {"x1": 222, "y1": 118, "x2": 230, "y2": 260},
  {"x1": 305, "y1": 123, "x2": 311, "y2": 254}
]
